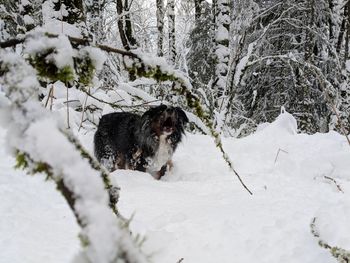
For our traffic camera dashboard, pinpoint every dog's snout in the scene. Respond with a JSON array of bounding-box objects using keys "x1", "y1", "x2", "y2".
[{"x1": 164, "y1": 117, "x2": 173, "y2": 127}]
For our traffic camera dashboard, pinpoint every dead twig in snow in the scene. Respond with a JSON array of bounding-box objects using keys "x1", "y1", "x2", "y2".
[
  {"x1": 324, "y1": 175, "x2": 344, "y2": 193},
  {"x1": 44, "y1": 85, "x2": 54, "y2": 110},
  {"x1": 274, "y1": 148, "x2": 289, "y2": 164}
]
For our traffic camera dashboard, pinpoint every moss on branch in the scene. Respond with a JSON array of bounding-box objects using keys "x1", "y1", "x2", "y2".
[{"x1": 311, "y1": 217, "x2": 350, "y2": 263}]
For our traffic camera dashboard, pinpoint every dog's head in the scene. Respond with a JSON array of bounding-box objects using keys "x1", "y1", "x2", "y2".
[{"x1": 141, "y1": 105, "x2": 189, "y2": 137}]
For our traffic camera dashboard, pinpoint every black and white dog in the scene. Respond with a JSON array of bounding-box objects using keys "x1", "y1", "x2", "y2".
[{"x1": 94, "y1": 105, "x2": 188, "y2": 179}]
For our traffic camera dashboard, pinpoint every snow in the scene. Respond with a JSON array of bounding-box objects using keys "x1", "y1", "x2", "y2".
[
  {"x1": 25, "y1": 32, "x2": 75, "y2": 70},
  {"x1": 1, "y1": 112, "x2": 350, "y2": 262},
  {"x1": 79, "y1": 47, "x2": 106, "y2": 71},
  {"x1": 235, "y1": 41, "x2": 255, "y2": 85},
  {"x1": 23, "y1": 15, "x2": 35, "y2": 25},
  {"x1": 0, "y1": 53, "x2": 40, "y2": 109},
  {"x1": 41, "y1": 0, "x2": 82, "y2": 38},
  {"x1": 0, "y1": 128, "x2": 80, "y2": 263},
  {"x1": 216, "y1": 25, "x2": 229, "y2": 42}
]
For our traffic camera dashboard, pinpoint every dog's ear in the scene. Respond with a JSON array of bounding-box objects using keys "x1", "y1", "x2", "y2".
[
  {"x1": 142, "y1": 104, "x2": 167, "y2": 119},
  {"x1": 175, "y1": 107, "x2": 189, "y2": 124}
]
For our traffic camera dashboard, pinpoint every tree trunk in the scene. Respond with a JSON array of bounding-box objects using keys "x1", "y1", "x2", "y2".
[
  {"x1": 116, "y1": 0, "x2": 137, "y2": 50},
  {"x1": 124, "y1": 0, "x2": 137, "y2": 47},
  {"x1": 194, "y1": 0, "x2": 204, "y2": 24},
  {"x1": 336, "y1": 6, "x2": 347, "y2": 54},
  {"x1": 345, "y1": 0, "x2": 350, "y2": 61},
  {"x1": 213, "y1": 0, "x2": 230, "y2": 103},
  {"x1": 87, "y1": 0, "x2": 103, "y2": 42},
  {"x1": 168, "y1": 0, "x2": 176, "y2": 64},
  {"x1": 116, "y1": 0, "x2": 130, "y2": 50},
  {"x1": 304, "y1": 0, "x2": 315, "y2": 62},
  {"x1": 156, "y1": 0, "x2": 165, "y2": 56}
]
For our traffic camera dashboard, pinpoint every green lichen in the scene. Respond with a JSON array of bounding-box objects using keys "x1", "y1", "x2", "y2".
[
  {"x1": 32, "y1": 162, "x2": 51, "y2": 174},
  {"x1": 79, "y1": 233, "x2": 90, "y2": 247},
  {"x1": 75, "y1": 55, "x2": 95, "y2": 86},
  {"x1": 15, "y1": 152, "x2": 28, "y2": 170},
  {"x1": 29, "y1": 50, "x2": 74, "y2": 83}
]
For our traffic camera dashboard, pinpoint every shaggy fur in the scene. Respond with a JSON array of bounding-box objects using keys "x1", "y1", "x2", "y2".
[{"x1": 94, "y1": 105, "x2": 188, "y2": 179}]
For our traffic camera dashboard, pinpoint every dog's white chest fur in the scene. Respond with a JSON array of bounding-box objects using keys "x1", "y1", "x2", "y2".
[{"x1": 147, "y1": 135, "x2": 173, "y2": 172}]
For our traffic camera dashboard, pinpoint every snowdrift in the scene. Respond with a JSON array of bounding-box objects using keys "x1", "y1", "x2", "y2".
[{"x1": 1, "y1": 111, "x2": 350, "y2": 263}]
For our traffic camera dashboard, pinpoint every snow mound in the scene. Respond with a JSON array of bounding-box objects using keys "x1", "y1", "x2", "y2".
[{"x1": 256, "y1": 109, "x2": 298, "y2": 136}]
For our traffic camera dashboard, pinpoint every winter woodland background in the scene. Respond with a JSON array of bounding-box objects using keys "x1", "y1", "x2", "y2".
[{"x1": 1, "y1": 0, "x2": 350, "y2": 262}]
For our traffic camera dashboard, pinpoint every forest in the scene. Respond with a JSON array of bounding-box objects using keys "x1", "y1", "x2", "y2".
[{"x1": 1, "y1": 0, "x2": 350, "y2": 262}]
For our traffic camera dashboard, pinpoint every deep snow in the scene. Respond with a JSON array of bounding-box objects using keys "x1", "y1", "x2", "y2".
[{"x1": 1, "y1": 112, "x2": 350, "y2": 263}]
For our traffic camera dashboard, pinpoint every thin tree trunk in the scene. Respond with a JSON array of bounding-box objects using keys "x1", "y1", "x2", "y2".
[
  {"x1": 328, "y1": 0, "x2": 334, "y2": 41},
  {"x1": 156, "y1": 0, "x2": 165, "y2": 56},
  {"x1": 124, "y1": 0, "x2": 137, "y2": 47},
  {"x1": 336, "y1": 3, "x2": 348, "y2": 54},
  {"x1": 305, "y1": 0, "x2": 315, "y2": 62},
  {"x1": 194, "y1": 0, "x2": 204, "y2": 24},
  {"x1": 86, "y1": 0, "x2": 104, "y2": 43},
  {"x1": 116, "y1": 0, "x2": 130, "y2": 50},
  {"x1": 168, "y1": 0, "x2": 176, "y2": 64},
  {"x1": 345, "y1": 0, "x2": 350, "y2": 60}
]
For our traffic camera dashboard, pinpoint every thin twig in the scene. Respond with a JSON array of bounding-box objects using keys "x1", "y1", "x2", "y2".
[
  {"x1": 274, "y1": 148, "x2": 289, "y2": 164},
  {"x1": 80, "y1": 87, "x2": 161, "y2": 109},
  {"x1": 233, "y1": 167, "x2": 253, "y2": 195},
  {"x1": 63, "y1": 99, "x2": 80, "y2": 104},
  {"x1": 50, "y1": 85, "x2": 54, "y2": 111},
  {"x1": 78, "y1": 87, "x2": 90, "y2": 132},
  {"x1": 66, "y1": 86, "x2": 70, "y2": 129},
  {"x1": 324, "y1": 176, "x2": 344, "y2": 193},
  {"x1": 44, "y1": 85, "x2": 54, "y2": 108}
]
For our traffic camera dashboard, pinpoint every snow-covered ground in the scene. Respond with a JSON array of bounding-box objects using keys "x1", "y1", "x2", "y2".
[{"x1": 1, "y1": 112, "x2": 350, "y2": 263}]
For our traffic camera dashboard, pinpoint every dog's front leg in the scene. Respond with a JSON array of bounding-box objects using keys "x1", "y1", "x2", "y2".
[
  {"x1": 154, "y1": 160, "x2": 174, "y2": 180},
  {"x1": 154, "y1": 165, "x2": 167, "y2": 180}
]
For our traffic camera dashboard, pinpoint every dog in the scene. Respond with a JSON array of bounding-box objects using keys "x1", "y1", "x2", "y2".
[{"x1": 94, "y1": 105, "x2": 188, "y2": 179}]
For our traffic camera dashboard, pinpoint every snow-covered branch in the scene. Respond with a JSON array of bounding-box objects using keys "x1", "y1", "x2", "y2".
[{"x1": 0, "y1": 47, "x2": 148, "y2": 263}]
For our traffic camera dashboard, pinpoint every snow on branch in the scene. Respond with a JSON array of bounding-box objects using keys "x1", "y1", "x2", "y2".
[{"x1": 0, "y1": 50, "x2": 148, "y2": 263}]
